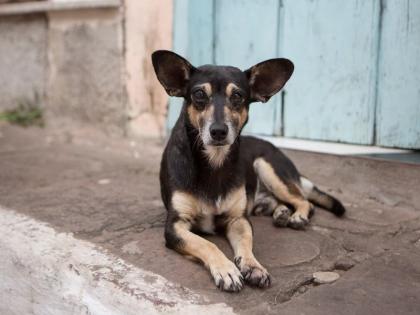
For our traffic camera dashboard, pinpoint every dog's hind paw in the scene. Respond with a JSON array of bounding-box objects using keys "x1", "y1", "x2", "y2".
[
  {"x1": 272, "y1": 205, "x2": 292, "y2": 227},
  {"x1": 234, "y1": 256, "x2": 271, "y2": 288},
  {"x1": 210, "y1": 259, "x2": 244, "y2": 292},
  {"x1": 288, "y1": 213, "x2": 309, "y2": 229}
]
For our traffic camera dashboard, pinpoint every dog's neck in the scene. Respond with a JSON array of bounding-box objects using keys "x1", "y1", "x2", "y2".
[{"x1": 202, "y1": 145, "x2": 231, "y2": 168}]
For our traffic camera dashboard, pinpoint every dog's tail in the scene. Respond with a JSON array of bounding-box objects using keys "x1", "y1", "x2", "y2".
[{"x1": 300, "y1": 177, "x2": 346, "y2": 217}]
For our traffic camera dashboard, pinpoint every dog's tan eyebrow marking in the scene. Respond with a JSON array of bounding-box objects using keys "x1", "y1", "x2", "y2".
[
  {"x1": 226, "y1": 83, "x2": 240, "y2": 97},
  {"x1": 193, "y1": 83, "x2": 212, "y2": 96}
]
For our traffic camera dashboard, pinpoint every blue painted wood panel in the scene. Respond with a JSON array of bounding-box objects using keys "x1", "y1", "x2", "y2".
[
  {"x1": 167, "y1": 0, "x2": 214, "y2": 130},
  {"x1": 376, "y1": 0, "x2": 420, "y2": 149},
  {"x1": 169, "y1": 0, "x2": 420, "y2": 149},
  {"x1": 214, "y1": 0, "x2": 281, "y2": 135},
  {"x1": 280, "y1": 0, "x2": 380, "y2": 144}
]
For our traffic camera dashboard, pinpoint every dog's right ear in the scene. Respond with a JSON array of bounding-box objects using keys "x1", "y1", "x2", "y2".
[
  {"x1": 245, "y1": 58, "x2": 294, "y2": 103},
  {"x1": 151, "y1": 50, "x2": 195, "y2": 97}
]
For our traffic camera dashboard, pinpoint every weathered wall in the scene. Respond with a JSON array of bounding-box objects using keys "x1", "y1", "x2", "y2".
[
  {"x1": 0, "y1": 1, "x2": 173, "y2": 138},
  {"x1": 0, "y1": 14, "x2": 47, "y2": 111},
  {"x1": 47, "y1": 8, "x2": 126, "y2": 136},
  {"x1": 124, "y1": 0, "x2": 173, "y2": 138}
]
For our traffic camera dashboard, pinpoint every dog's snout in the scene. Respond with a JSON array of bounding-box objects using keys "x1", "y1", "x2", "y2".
[{"x1": 209, "y1": 123, "x2": 228, "y2": 141}]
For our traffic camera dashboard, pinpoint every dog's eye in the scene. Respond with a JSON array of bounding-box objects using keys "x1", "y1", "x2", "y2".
[
  {"x1": 192, "y1": 89, "x2": 208, "y2": 110},
  {"x1": 193, "y1": 89, "x2": 206, "y2": 100},
  {"x1": 231, "y1": 91, "x2": 243, "y2": 105}
]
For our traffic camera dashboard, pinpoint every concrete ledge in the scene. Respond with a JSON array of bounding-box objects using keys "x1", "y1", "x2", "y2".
[
  {"x1": 0, "y1": 206, "x2": 235, "y2": 315},
  {"x1": 0, "y1": 0, "x2": 120, "y2": 16}
]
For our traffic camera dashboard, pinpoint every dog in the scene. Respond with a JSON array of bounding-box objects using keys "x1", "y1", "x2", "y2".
[{"x1": 151, "y1": 50, "x2": 345, "y2": 292}]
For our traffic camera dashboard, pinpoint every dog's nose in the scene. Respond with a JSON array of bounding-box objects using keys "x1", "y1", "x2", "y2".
[{"x1": 209, "y1": 123, "x2": 228, "y2": 141}]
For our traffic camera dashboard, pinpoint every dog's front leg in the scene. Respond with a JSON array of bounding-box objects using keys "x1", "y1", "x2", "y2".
[
  {"x1": 166, "y1": 218, "x2": 244, "y2": 292},
  {"x1": 226, "y1": 217, "x2": 271, "y2": 288}
]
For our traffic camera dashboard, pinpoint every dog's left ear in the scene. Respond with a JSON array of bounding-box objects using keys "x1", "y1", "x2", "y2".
[
  {"x1": 151, "y1": 50, "x2": 195, "y2": 97},
  {"x1": 245, "y1": 58, "x2": 294, "y2": 103}
]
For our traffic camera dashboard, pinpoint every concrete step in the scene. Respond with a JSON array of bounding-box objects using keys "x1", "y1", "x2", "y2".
[{"x1": 0, "y1": 206, "x2": 234, "y2": 315}]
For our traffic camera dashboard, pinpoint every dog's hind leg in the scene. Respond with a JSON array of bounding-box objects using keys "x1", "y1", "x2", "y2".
[
  {"x1": 253, "y1": 157, "x2": 313, "y2": 229},
  {"x1": 252, "y1": 184, "x2": 280, "y2": 216},
  {"x1": 252, "y1": 183, "x2": 293, "y2": 227}
]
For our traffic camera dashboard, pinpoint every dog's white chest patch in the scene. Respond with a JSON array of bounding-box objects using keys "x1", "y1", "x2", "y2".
[
  {"x1": 197, "y1": 208, "x2": 216, "y2": 234},
  {"x1": 215, "y1": 196, "x2": 223, "y2": 214},
  {"x1": 196, "y1": 195, "x2": 229, "y2": 233}
]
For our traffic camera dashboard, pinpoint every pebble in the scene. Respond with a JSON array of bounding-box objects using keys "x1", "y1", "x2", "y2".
[
  {"x1": 313, "y1": 271, "x2": 340, "y2": 284},
  {"x1": 98, "y1": 178, "x2": 111, "y2": 185}
]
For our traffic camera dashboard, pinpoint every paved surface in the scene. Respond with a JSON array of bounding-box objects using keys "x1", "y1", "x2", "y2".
[{"x1": 1, "y1": 123, "x2": 420, "y2": 314}]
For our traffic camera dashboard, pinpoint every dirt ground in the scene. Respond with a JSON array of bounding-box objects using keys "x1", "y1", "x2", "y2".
[{"x1": 1, "y1": 123, "x2": 420, "y2": 315}]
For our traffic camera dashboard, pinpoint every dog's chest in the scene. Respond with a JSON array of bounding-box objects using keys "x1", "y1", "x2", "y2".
[
  {"x1": 195, "y1": 187, "x2": 246, "y2": 233},
  {"x1": 196, "y1": 197, "x2": 223, "y2": 234}
]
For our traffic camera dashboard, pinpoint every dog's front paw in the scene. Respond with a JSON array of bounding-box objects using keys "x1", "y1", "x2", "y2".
[
  {"x1": 234, "y1": 256, "x2": 271, "y2": 288},
  {"x1": 210, "y1": 259, "x2": 244, "y2": 292},
  {"x1": 288, "y1": 212, "x2": 309, "y2": 229}
]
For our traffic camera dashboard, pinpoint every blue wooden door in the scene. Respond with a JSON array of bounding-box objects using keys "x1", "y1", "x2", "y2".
[
  {"x1": 376, "y1": 0, "x2": 420, "y2": 148},
  {"x1": 168, "y1": 0, "x2": 420, "y2": 149},
  {"x1": 280, "y1": 0, "x2": 380, "y2": 144}
]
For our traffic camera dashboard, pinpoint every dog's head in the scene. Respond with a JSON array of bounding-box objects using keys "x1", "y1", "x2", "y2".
[{"x1": 152, "y1": 50, "x2": 293, "y2": 147}]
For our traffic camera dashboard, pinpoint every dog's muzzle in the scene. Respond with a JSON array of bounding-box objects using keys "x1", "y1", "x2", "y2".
[
  {"x1": 209, "y1": 122, "x2": 228, "y2": 143},
  {"x1": 201, "y1": 120, "x2": 236, "y2": 147}
]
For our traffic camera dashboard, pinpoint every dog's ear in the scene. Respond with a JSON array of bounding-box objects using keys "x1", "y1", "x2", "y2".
[
  {"x1": 245, "y1": 58, "x2": 294, "y2": 103},
  {"x1": 151, "y1": 50, "x2": 195, "y2": 97}
]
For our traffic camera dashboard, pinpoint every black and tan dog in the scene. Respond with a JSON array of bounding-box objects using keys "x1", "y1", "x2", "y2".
[{"x1": 152, "y1": 50, "x2": 345, "y2": 292}]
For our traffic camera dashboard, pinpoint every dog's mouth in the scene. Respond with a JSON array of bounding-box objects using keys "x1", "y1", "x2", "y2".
[{"x1": 208, "y1": 140, "x2": 229, "y2": 147}]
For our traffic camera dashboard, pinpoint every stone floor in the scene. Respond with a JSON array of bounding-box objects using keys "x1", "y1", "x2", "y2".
[{"x1": 1, "y1": 123, "x2": 420, "y2": 315}]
